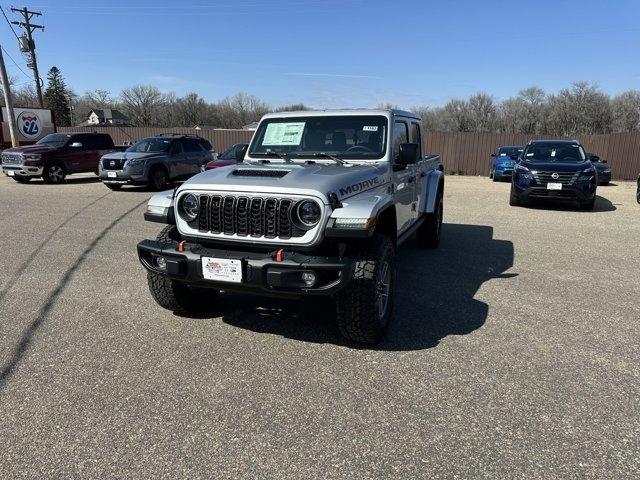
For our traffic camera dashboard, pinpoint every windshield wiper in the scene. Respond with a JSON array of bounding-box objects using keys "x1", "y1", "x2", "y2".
[
  {"x1": 255, "y1": 151, "x2": 292, "y2": 162},
  {"x1": 308, "y1": 152, "x2": 346, "y2": 165}
]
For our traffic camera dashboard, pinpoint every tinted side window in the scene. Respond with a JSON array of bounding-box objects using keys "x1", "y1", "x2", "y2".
[
  {"x1": 184, "y1": 138, "x2": 203, "y2": 152},
  {"x1": 170, "y1": 140, "x2": 184, "y2": 154},
  {"x1": 392, "y1": 121, "x2": 408, "y2": 161},
  {"x1": 411, "y1": 122, "x2": 422, "y2": 156},
  {"x1": 199, "y1": 139, "x2": 212, "y2": 151},
  {"x1": 94, "y1": 134, "x2": 114, "y2": 149},
  {"x1": 76, "y1": 134, "x2": 98, "y2": 149}
]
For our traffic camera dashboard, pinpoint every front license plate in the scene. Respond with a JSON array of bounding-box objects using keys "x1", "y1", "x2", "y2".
[
  {"x1": 7, "y1": 170, "x2": 15, "y2": 176},
  {"x1": 547, "y1": 182, "x2": 562, "y2": 190},
  {"x1": 202, "y1": 257, "x2": 242, "y2": 283},
  {"x1": 107, "y1": 171, "x2": 117, "y2": 178}
]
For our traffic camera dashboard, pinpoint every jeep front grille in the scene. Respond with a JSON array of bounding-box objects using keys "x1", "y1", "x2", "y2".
[
  {"x1": 196, "y1": 194, "x2": 304, "y2": 239},
  {"x1": 532, "y1": 171, "x2": 580, "y2": 185}
]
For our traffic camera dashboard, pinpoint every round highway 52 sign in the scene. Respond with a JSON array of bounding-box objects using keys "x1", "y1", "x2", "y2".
[{"x1": 18, "y1": 111, "x2": 42, "y2": 139}]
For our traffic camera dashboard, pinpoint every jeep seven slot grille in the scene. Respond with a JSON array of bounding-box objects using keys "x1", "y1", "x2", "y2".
[{"x1": 196, "y1": 194, "x2": 303, "y2": 239}]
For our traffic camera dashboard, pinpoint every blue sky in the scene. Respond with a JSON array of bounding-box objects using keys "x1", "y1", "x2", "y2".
[{"x1": 2, "y1": 0, "x2": 639, "y2": 109}]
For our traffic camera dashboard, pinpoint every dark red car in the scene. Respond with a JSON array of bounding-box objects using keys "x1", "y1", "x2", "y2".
[
  {"x1": 205, "y1": 143, "x2": 247, "y2": 170},
  {"x1": 1, "y1": 132, "x2": 125, "y2": 184}
]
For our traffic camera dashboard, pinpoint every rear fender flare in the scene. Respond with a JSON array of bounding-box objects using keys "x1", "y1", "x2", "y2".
[{"x1": 419, "y1": 169, "x2": 444, "y2": 214}]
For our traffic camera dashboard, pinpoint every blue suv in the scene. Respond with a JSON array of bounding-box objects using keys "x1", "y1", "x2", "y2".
[
  {"x1": 489, "y1": 145, "x2": 522, "y2": 181},
  {"x1": 510, "y1": 140, "x2": 597, "y2": 210}
]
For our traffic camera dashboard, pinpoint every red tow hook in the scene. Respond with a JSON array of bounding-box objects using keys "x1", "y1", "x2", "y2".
[
  {"x1": 177, "y1": 240, "x2": 186, "y2": 253},
  {"x1": 275, "y1": 249, "x2": 284, "y2": 262}
]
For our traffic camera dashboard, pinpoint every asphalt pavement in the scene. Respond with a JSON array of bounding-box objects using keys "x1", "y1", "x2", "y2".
[{"x1": 0, "y1": 173, "x2": 638, "y2": 479}]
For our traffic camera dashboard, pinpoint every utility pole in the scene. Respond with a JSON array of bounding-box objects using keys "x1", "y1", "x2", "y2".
[
  {"x1": 0, "y1": 46, "x2": 19, "y2": 147},
  {"x1": 11, "y1": 6, "x2": 44, "y2": 108}
]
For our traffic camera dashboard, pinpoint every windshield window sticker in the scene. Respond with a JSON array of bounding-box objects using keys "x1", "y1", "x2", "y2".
[
  {"x1": 362, "y1": 126, "x2": 378, "y2": 131},
  {"x1": 263, "y1": 122, "x2": 306, "y2": 146},
  {"x1": 551, "y1": 149, "x2": 556, "y2": 157}
]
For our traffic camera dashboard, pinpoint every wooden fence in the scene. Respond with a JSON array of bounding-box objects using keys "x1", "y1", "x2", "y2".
[
  {"x1": 58, "y1": 126, "x2": 254, "y2": 155},
  {"x1": 425, "y1": 132, "x2": 640, "y2": 180},
  {"x1": 59, "y1": 127, "x2": 640, "y2": 180}
]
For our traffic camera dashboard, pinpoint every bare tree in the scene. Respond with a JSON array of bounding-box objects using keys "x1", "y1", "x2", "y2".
[
  {"x1": 120, "y1": 84, "x2": 165, "y2": 126},
  {"x1": 468, "y1": 93, "x2": 497, "y2": 132},
  {"x1": 612, "y1": 90, "x2": 640, "y2": 132}
]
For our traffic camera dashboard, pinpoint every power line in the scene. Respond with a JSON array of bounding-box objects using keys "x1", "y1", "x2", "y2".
[
  {"x1": 0, "y1": 5, "x2": 19, "y2": 40},
  {"x1": 1, "y1": 45, "x2": 30, "y2": 79}
]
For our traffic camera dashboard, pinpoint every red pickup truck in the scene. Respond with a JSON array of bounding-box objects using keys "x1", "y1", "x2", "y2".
[{"x1": 1, "y1": 132, "x2": 125, "y2": 184}]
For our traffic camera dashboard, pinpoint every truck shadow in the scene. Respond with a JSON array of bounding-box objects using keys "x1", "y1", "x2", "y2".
[{"x1": 217, "y1": 223, "x2": 515, "y2": 351}]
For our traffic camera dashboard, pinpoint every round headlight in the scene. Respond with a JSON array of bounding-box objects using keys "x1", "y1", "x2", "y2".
[
  {"x1": 180, "y1": 193, "x2": 199, "y2": 221},
  {"x1": 295, "y1": 200, "x2": 321, "y2": 228}
]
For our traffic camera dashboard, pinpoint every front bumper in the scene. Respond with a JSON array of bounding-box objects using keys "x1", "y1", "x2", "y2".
[
  {"x1": 513, "y1": 178, "x2": 596, "y2": 202},
  {"x1": 137, "y1": 239, "x2": 354, "y2": 297},
  {"x1": 494, "y1": 165, "x2": 515, "y2": 177},
  {"x1": 2, "y1": 164, "x2": 43, "y2": 178},
  {"x1": 99, "y1": 168, "x2": 147, "y2": 185}
]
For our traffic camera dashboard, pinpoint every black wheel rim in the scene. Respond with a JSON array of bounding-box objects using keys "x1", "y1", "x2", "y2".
[
  {"x1": 153, "y1": 171, "x2": 166, "y2": 189},
  {"x1": 49, "y1": 165, "x2": 64, "y2": 183}
]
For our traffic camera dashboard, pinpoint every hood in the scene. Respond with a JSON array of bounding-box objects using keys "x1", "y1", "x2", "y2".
[
  {"x1": 101, "y1": 151, "x2": 165, "y2": 161},
  {"x1": 494, "y1": 156, "x2": 516, "y2": 164},
  {"x1": 523, "y1": 159, "x2": 592, "y2": 172},
  {"x1": 181, "y1": 161, "x2": 392, "y2": 201},
  {"x1": 2, "y1": 144, "x2": 57, "y2": 155}
]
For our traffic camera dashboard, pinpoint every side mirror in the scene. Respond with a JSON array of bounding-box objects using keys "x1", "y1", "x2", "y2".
[
  {"x1": 235, "y1": 144, "x2": 248, "y2": 162},
  {"x1": 397, "y1": 143, "x2": 419, "y2": 166},
  {"x1": 590, "y1": 155, "x2": 600, "y2": 162},
  {"x1": 491, "y1": 153, "x2": 497, "y2": 157},
  {"x1": 70, "y1": 142, "x2": 82, "y2": 148}
]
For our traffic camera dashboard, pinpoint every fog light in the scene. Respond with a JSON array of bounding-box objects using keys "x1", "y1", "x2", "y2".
[
  {"x1": 155, "y1": 256, "x2": 167, "y2": 271},
  {"x1": 301, "y1": 271, "x2": 316, "y2": 287}
]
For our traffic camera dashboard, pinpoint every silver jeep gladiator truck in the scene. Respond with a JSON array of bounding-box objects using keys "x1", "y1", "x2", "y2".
[{"x1": 137, "y1": 109, "x2": 444, "y2": 343}]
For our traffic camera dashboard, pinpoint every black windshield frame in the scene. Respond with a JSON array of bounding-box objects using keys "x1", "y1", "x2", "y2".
[{"x1": 248, "y1": 115, "x2": 388, "y2": 161}]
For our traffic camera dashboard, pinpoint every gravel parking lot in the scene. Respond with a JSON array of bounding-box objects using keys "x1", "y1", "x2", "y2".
[{"x1": 0, "y1": 174, "x2": 638, "y2": 479}]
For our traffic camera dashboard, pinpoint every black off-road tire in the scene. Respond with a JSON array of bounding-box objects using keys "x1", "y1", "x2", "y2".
[
  {"x1": 416, "y1": 188, "x2": 443, "y2": 249},
  {"x1": 13, "y1": 176, "x2": 31, "y2": 183},
  {"x1": 335, "y1": 234, "x2": 395, "y2": 344},
  {"x1": 150, "y1": 167, "x2": 169, "y2": 191},
  {"x1": 492, "y1": 172, "x2": 499, "y2": 182},
  {"x1": 105, "y1": 183, "x2": 122, "y2": 191},
  {"x1": 147, "y1": 225, "x2": 217, "y2": 312},
  {"x1": 43, "y1": 162, "x2": 66, "y2": 184},
  {"x1": 636, "y1": 178, "x2": 640, "y2": 204},
  {"x1": 509, "y1": 185, "x2": 520, "y2": 206}
]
